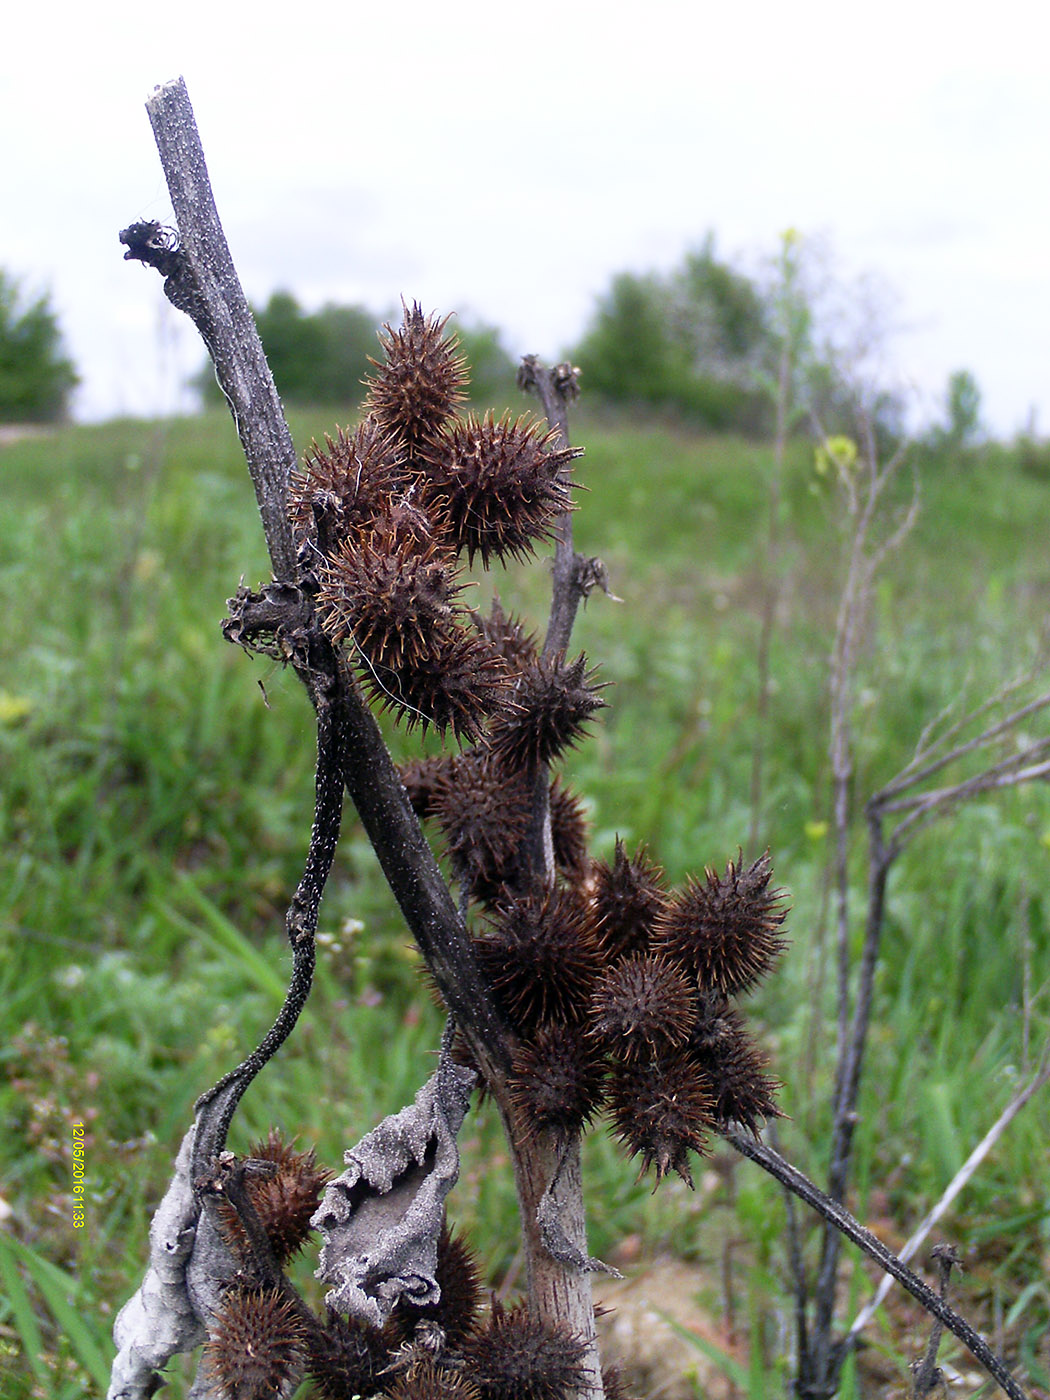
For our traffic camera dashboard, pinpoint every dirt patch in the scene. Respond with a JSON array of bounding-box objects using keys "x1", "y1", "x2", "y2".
[
  {"x1": 593, "y1": 1256, "x2": 741, "y2": 1400},
  {"x1": 0, "y1": 424, "x2": 52, "y2": 447}
]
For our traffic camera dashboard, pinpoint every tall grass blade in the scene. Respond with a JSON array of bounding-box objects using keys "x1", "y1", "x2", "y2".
[{"x1": 160, "y1": 872, "x2": 287, "y2": 999}]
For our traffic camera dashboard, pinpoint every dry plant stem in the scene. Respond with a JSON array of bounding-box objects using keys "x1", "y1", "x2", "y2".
[
  {"x1": 519, "y1": 356, "x2": 582, "y2": 661},
  {"x1": 877, "y1": 688, "x2": 1050, "y2": 804},
  {"x1": 192, "y1": 685, "x2": 345, "y2": 1178},
  {"x1": 144, "y1": 77, "x2": 297, "y2": 582},
  {"x1": 747, "y1": 331, "x2": 790, "y2": 851},
  {"x1": 505, "y1": 1126, "x2": 603, "y2": 1398},
  {"x1": 878, "y1": 747, "x2": 1050, "y2": 853},
  {"x1": 912, "y1": 1248, "x2": 958, "y2": 1398},
  {"x1": 825, "y1": 423, "x2": 916, "y2": 1086},
  {"x1": 722, "y1": 1128, "x2": 1028, "y2": 1400},
  {"x1": 518, "y1": 357, "x2": 582, "y2": 887},
  {"x1": 509, "y1": 357, "x2": 604, "y2": 1396},
  {"x1": 812, "y1": 427, "x2": 917, "y2": 1389},
  {"x1": 138, "y1": 77, "x2": 510, "y2": 1083},
  {"x1": 135, "y1": 82, "x2": 593, "y2": 1390},
  {"x1": 811, "y1": 670, "x2": 1050, "y2": 1389},
  {"x1": 812, "y1": 809, "x2": 891, "y2": 1333},
  {"x1": 770, "y1": 1120, "x2": 812, "y2": 1375},
  {"x1": 333, "y1": 677, "x2": 510, "y2": 1075}
]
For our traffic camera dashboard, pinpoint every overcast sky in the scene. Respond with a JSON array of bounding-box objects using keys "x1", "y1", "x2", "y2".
[{"x1": 3, "y1": 0, "x2": 1047, "y2": 435}]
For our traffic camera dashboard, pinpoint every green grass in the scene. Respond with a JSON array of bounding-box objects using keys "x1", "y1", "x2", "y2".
[{"x1": 2, "y1": 406, "x2": 1048, "y2": 1396}]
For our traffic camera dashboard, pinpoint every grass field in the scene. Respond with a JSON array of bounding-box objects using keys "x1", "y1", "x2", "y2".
[{"x1": 1, "y1": 405, "x2": 1048, "y2": 1398}]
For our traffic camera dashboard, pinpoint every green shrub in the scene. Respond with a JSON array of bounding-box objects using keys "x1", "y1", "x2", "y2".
[
  {"x1": 193, "y1": 291, "x2": 380, "y2": 409},
  {"x1": 0, "y1": 271, "x2": 78, "y2": 423}
]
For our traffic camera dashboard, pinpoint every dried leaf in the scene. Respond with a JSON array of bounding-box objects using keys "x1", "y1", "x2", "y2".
[{"x1": 312, "y1": 1035, "x2": 475, "y2": 1326}]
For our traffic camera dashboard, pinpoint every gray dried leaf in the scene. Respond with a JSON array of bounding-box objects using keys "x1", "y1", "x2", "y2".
[{"x1": 312, "y1": 1037, "x2": 475, "y2": 1326}]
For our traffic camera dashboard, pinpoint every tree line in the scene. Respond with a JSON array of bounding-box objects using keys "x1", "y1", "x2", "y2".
[{"x1": 0, "y1": 237, "x2": 986, "y2": 448}]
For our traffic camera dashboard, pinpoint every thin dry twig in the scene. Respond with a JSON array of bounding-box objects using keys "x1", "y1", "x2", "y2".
[
  {"x1": 846, "y1": 1049, "x2": 1050, "y2": 1344},
  {"x1": 878, "y1": 688, "x2": 1050, "y2": 806},
  {"x1": 722, "y1": 1127, "x2": 1028, "y2": 1400},
  {"x1": 887, "y1": 678, "x2": 1049, "y2": 795},
  {"x1": 812, "y1": 417, "x2": 920, "y2": 1389}
]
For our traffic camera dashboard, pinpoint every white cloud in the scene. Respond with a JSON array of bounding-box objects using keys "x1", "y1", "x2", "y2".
[{"x1": 3, "y1": 0, "x2": 1047, "y2": 433}]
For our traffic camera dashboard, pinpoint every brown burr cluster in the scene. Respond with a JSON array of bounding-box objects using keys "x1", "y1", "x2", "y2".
[
  {"x1": 236, "y1": 305, "x2": 794, "y2": 1400},
  {"x1": 289, "y1": 302, "x2": 583, "y2": 743},
  {"x1": 473, "y1": 836, "x2": 787, "y2": 1186},
  {"x1": 205, "y1": 1186, "x2": 585, "y2": 1400},
  {"x1": 288, "y1": 303, "x2": 787, "y2": 1186}
]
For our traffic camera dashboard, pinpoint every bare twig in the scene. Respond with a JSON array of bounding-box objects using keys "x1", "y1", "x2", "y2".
[
  {"x1": 722, "y1": 1127, "x2": 1028, "y2": 1400},
  {"x1": 131, "y1": 78, "x2": 298, "y2": 582},
  {"x1": 811, "y1": 420, "x2": 919, "y2": 1389},
  {"x1": 911, "y1": 1245, "x2": 960, "y2": 1397},
  {"x1": 511, "y1": 353, "x2": 607, "y2": 1397},
  {"x1": 879, "y1": 685, "x2": 1050, "y2": 802},
  {"x1": 886, "y1": 760, "x2": 1050, "y2": 856},
  {"x1": 518, "y1": 355, "x2": 585, "y2": 662},
  {"x1": 846, "y1": 1050, "x2": 1050, "y2": 1344},
  {"x1": 748, "y1": 320, "x2": 790, "y2": 852},
  {"x1": 800, "y1": 416, "x2": 1048, "y2": 1398},
  {"x1": 191, "y1": 670, "x2": 346, "y2": 1181}
]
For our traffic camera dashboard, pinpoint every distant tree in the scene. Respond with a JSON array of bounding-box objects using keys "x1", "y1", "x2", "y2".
[
  {"x1": 918, "y1": 369, "x2": 984, "y2": 461},
  {"x1": 944, "y1": 368, "x2": 982, "y2": 446},
  {"x1": 670, "y1": 233, "x2": 769, "y2": 374},
  {"x1": 0, "y1": 272, "x2": 78, "y2": 423},
  {"x1": 194, "y1": 291, "x2": 379, "y2": 408},
  {"x1": 572, "y1": 234, "x2": 907, "y2": 445},
  {"x1": 571, "y1": 241, "x2": 771, "y2": 432},
  {"x1": 572, "y1": 270, "x2": 679, "y2": 407}
]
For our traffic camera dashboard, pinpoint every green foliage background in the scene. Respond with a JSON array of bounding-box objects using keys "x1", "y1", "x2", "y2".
[
  {"x1": 1, "y1": 407, "x2": 1048, "y2": 1396},
  {"x1": 191, "y1": 294, "x2": 520, "y2": 416}
]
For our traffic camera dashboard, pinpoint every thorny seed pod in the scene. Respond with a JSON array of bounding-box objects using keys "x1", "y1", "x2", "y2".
[
  {"x1": 488, "y1": 652, "x2": 606, "y2": 772},
  {"x1": 688, "y1": 1005, "x2": 782, "y2": 1135},
  {"x1": 589, "y1": 953, "x2": 696, "y2": 1063},
  {"x1": 431, "y1": 752, "x2": 531, "y2": 903},
  {"x1": 601, "y1": 1364, "x2": 642, "y2": 1400},
  {"x1": 383, "y1": 1358, "x2": 481, "y2": 1400},
  {"x1": 460, "y1": 1299, "x2": 589, "y2": 1400},
  {"x1": 589, "y1": 839, "x2": 667, "y2": 961},
  {"x1": 471, "y1": 597, "x2": 540, "y2": 673},
  {"x1": 421, "y1": 412, "x2": 579, "y2": 567},
  {"x1": 288, "y1": 418, "x2": 406, "y2": 548},
  {"x1": 388, "y1": 1221, "x2": 483, "y2": 1348},
  {"x1": 399, "y1": 755, "x2": 455, "y2": 821},
  {"x1": 508, "y1": 1022, "x2": 606, "y2": 1142},
  {"x1": 369, "y1": 494, "x2": 449, "y2": 554},
  {"x1": 607, "y1": 1057, "x2": 714, "y2": 1187},
  {"x1": 202, "y1": 1288, "x2": 307, "y2": 1400},
  {"x1": 475, "y1": 889, "x2": 601, "y2": 1032},
  {"x1": 653, "y1": 851, "x2": 788, "y2": 996},
  {"x1": 216, "y1": 1130, "x2": 331, "y2": 1266},
  {"x1": 549, "y1": 776, "x2": 589, "y2": 882},
  {"x1": 359, "y1": 625, "x2": 508, "y2": 743},
  {"x1": 307, "y1": 1308, "x2": 390, "y2": 1400},
  {"x1": 317, "y1": 531, "x2": 465, "y2": 672},
  {"x1": 363, "y1": 302, "x2": 468, "y2": 450}
]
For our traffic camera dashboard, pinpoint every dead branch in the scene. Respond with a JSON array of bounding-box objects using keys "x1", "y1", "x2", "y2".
[
  {"x1": 132, "y1": 80, "x2": 298, "y2": 582},
  {"x1": 722, "y1": 1127, "x2": 1028, "y2": 1400},
  {"x1": 845, "y1": 1048, "x2": 1050, "y2": 1345}
]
